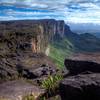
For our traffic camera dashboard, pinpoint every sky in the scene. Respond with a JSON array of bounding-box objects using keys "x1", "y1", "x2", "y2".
[{"x1": 0, "y1": 0, "x2": 100, "y2": 32}]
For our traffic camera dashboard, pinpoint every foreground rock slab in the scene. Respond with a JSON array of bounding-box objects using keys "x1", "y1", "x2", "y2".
[
  {"x1": 64, "y1": 59, "x2": 100, "y2": 75},
  {"x1": 0, "y1": 80, "x2": 45, "y2": 100},
  {"x1": 60, "y1": 74, "x2": 100, "y2": 100}
]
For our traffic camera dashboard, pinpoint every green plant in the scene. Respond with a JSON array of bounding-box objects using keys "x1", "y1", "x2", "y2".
[
  {"x1": 39, "y1": 96, "x2": 46, "y2": 100},
  {"x1": 41, "y1": 74, "x2": 63, "y2": 96},
  {"x1": 22, "y1": 94, "x2": 35, "y2": 100}
]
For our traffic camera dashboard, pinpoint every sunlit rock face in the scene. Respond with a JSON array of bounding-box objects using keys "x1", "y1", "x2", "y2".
[{"x1": 45, "y1": 46, "x2": 50, "y2": 56}]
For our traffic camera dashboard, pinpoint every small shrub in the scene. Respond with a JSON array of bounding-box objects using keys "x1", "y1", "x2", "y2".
[{"x1": 41, "y1": 74, "x2": 63, "y2": 97}]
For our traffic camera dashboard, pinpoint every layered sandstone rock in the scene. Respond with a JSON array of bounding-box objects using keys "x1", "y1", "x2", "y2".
[
  {"x1": 64, "y1": 59, "x2": 100, "y2": 75},
  {"x1": 60, "y1": 74, "x2": 100, "y2": 100}
]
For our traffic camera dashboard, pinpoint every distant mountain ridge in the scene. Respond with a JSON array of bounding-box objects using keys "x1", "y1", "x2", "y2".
[
  {"x1": 64, "y1": 26, "x2": 100, "y2": 52},
  {"x1": 93, "y1": 33, "x2": 100, "y2": 38}
]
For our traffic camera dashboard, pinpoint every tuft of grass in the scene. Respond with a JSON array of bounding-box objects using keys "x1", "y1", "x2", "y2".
[
  {"x1": 41, "y1": 74, "x2": 63, "y2": 97},
  {"x1": 39, "y1": 96, "x2": 46, "y2": 100},
  {"x1": 22, "y1": 94, "x2": 35, "y2": 100}
]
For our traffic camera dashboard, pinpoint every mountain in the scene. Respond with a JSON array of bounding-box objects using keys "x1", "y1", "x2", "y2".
[
  {"x1": 49, "y1": 24, "x2": 74, "y2": 68},
  {"x1": 68, "y1": 23, "x2": 100, "y2": 34},
  {"x1": 0, "y1": 19, "x2": 65, "y2": 56},
  {"x1": 79, "y1": 33, "x2": 100, "y2": 52},
  {"x1": 93, "y1": 33, "x2": 100, "y2": 38},
  {"x1": 50, "y1": 24, "x2": 100, "y2": 67},
  {"x1": 0, "y1": 19, "x2": 100, "y2": 71},
  {"x1": 0, "y1": 19, "x2": 66, "y2": 79},
  {"x1": 64, "y1": 27, "x2": 100, "y2": 52}
]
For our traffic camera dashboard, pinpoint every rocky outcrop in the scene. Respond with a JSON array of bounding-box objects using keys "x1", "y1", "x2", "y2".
[
  {"x1": 64, "y1": 59, "x2": 100, "y2": 75},
  {"x1": 60, "y1": 74, "x2": 100, "y2": 100},
  {"x1": 0, "y1": 53, "x2": 58, "y2": 80},
  {"x1": 59, "y1": 59, "x2": 100, "y2": 100},
  {"x1": 0, "y1": 80, "x2": 45, "y2": 100},
  {"x1": 0, "y1": 19, "x2": 65, "y2": 80},
  {"x1": 16, "y1": 63, "x2": 60, "y2": 79}
]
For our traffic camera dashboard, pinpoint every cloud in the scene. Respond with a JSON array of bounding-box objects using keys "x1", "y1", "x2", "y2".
[
  {"x1": 5, "y1": 9, "x2": 63, "y2": 18},
  {"x1": 0, "y1": 0, "x2": 100, "y2": 25}
]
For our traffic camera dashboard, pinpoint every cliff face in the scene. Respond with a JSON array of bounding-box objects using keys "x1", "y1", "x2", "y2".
[
  {"x1": 0, "y1": 19, "x2": 65, "y2": 56},
  {"x1": 0, "y1": 19, "x2": 66, "y2": 79}
]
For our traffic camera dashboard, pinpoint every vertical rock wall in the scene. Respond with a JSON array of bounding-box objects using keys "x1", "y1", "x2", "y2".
[{"x1": 0, "y1": 19, "x2": 65, "y2": 56}]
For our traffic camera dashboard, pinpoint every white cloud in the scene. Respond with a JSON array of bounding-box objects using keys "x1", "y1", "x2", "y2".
[
  {"x1": 0, "y1": 0, "x2": 100, "y2": 24},
  {"x1": 3, "y1": 9, "x2": 63, "y2": 17},
  {"x1": 0, "y1": 16, "x2": 18, "y2": 20}
]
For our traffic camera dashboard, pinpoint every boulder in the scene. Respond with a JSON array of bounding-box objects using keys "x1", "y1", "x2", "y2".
[
  {"x1": 64, "y1": 59, "x2": 100, "y2": 75},
  {"x1": 28, "y1": 64, "x2": 63, "y2": 85},
  {"x1": 0, "y1": 80, "x2": 45, "y2": 100},
  {"x1": 32, "y1": 65, "x2": 59, "y2": 77},
  {"x1": 60, "y1": 74, "x2": 100, "y2": 100}
]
